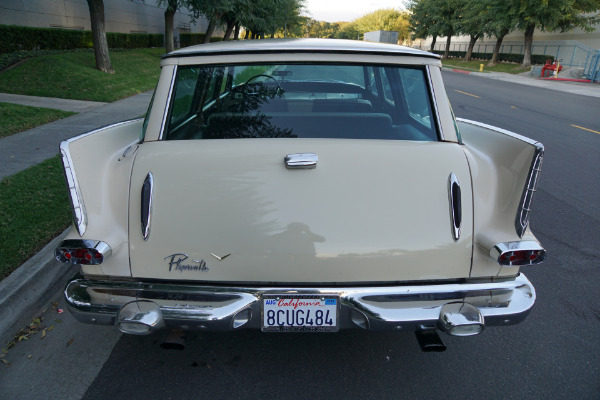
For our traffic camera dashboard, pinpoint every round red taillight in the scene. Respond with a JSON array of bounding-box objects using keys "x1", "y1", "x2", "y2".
[
  {"x1": 64, "y1": 252, "x2": 72, "y2": 259},
  {"x1": 84, "y1": 253, "x2": 92, "y2": 261}
]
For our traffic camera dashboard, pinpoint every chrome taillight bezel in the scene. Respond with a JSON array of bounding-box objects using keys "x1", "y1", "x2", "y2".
[
  {"x1": 491, "y1": 241, "x2": 546, "y2": 267},
  {"x1": 55, "y1": 239, "x2": 112, "y2": 265}
]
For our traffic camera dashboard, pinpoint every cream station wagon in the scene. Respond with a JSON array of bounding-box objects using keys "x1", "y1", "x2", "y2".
[{"x1": 55, "y1": 39, "x2": 545, "y2": 351}]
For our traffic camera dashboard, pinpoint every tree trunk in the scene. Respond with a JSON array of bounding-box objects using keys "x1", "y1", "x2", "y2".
[
  {"x1": 86, "y1": 0, "x2": 113, "y2": 73},
  {"x1": 244, "y1": 29, "x2": 250, "y2": 40},
  {"x1": 233, "y1": 24, "x2": 240, "y2": 40},
  {"x1": 429, "y1": 35, "x2": 437, "y2": 52},
  {"x1": 522, "y1": 23, "x2": 535, "y2": 68},
  {"x1": 223, "y1": 20, "x2": 235, "y2": 40},
  {"x1": 270, "y1": 33, "x2": 275, "y2": 38},
  {"x1": 443, "y1": 32, "x2": 453, "y2": 59},
  {"x1": 164, "y1": 6, "x2": 176, "y2": 53},
  {"x1": 203, "y1": 20, "x2": 216, "y2": 43},
  {"x1": 488, "y1": 30, "x2": 508, "y2": 67},
  {"x1": 464, "y1": 34, "x2": 480, "y2": 61}
]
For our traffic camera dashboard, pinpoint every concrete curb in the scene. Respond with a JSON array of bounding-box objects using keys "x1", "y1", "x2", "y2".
[{"x1": 0, "y1": 229, "x2": 77, "y2": 347}]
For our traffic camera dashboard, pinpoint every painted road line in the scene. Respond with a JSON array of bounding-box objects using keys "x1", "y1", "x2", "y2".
[
  {"x1": 571, "y1": 124, "x2": 600, "y2": 135},
  {"x1": 454, "y1": 90, "x2": 480, "y2": 98}
]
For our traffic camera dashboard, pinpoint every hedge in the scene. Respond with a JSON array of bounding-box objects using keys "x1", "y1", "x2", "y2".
[
  {"x1": 0, "y1": 25, "x2": 163, "y2": 54},
  {"x1": 431, "y1": 50, "x2": 554, "y2": 65},
  {"x1": 179, "y1": 33, "x2": 224, "y2": 48}
]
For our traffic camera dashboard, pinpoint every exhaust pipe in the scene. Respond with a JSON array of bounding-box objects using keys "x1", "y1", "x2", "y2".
[
  {"x1": 160, "y1": 329, "x2": 187, "y2": 350},
  {"x1": 415, "y1": 329, "x2": 446, "y2": 352}
]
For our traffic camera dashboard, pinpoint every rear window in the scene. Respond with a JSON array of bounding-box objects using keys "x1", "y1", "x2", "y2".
[{"x1": 164, "y1": 63, "x2": 439, "y2": 141}]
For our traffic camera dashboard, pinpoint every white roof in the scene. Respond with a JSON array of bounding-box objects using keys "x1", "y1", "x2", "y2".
[{"x1": 165, "y1": 38, "x2": 439, "y2": 60}]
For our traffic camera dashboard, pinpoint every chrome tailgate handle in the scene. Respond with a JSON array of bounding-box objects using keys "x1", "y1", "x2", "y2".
[{"x1": 285, "y1": 153, "x2": 318, "y2": 169}]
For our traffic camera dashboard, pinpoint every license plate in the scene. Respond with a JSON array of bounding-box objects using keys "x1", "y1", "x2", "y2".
[{"x1": 262, "y1": 295, "x2": 339, "y2": 332}]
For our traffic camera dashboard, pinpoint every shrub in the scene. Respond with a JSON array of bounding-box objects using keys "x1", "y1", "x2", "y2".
[
  {"x1": 0, "y1": 25, "x2": 163, "y2": 55},
  {"x1": 179, "y1": 33, "x2": 224, "y2": 48}
]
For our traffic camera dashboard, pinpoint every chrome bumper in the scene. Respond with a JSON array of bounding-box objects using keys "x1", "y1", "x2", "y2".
[{"x1": 64, "y1": 274, "x2": 535, "y2": 334}]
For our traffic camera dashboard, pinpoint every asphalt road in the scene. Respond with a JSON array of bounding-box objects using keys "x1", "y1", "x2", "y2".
[{"x1": 1, "y1": 72, "x2": 599, "y2": 400}]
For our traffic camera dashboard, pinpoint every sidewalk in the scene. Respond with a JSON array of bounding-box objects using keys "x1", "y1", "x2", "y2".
[
  {"x1": 442, "y1": 68, "x2": 600, "y2": 98},
  {"x1": 0, "y1": 93, "x2": 106, "y2": 112},
  {"x1": 0, "y1": 90, "x2": 152, "y2": 180}
]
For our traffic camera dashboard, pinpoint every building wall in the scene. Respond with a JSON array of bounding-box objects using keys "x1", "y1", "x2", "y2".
[
  {"x1": 0, "y1": 0, "x2": 209, "y2": 35},
  {"x1": 414, "y1": 24, "x2": 600, "y2": 52}
]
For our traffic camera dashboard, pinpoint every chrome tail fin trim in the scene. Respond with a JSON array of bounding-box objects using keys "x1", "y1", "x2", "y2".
[{"x1": 448, "y1": 172, "x2": 462, "y2": 241}]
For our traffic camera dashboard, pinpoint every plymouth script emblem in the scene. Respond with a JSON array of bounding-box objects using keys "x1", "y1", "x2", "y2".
[{"x1": 164, "y1": 253, "x2": 209, "y2": 272}]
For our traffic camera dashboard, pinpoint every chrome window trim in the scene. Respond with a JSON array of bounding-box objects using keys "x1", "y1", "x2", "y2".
[
  {"x1": 158, "y1": 65, "x2": 178, "y2": 141},
  {"x1": 59, "y1": 120, "x2": 143, "y2": 236},
  {"x1": 456, "y1": 118, "x2": 544, "y2": 237},
  {"x1": 448, "y1": 172, "x2": 461, "y2": 241},
  {"x1": 426, "y1": 65, "x2": 444, "y2": 141},
  {"x1": 141, "y1": 172, "x2": 154, "y2": 241}
]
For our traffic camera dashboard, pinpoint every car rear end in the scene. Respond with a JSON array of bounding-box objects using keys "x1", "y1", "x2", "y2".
[{"x1": 55, "y1": 39, "x2": 545, "y2": 349}]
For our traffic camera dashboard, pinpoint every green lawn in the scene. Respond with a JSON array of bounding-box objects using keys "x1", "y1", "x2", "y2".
[
  {"x1": 0, "y1": 102, "x2": 75, "y2": 138},
  {"x1": 0, "y1": 156, "x2": 71, "y2": 280},
  {"x1": 442, "y1": 59, "x2": 531, "y2": 74},
  {"x1": 0, "y1": 48, "x2": 164, "y2": 102}
]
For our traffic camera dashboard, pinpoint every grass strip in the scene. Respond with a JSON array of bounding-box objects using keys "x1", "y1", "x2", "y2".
[
  {"x1": 0, "y1": 48, "x2": 163, "y2": 102},
  {"x1": 442, "y1": 60, "x2": 531, "y2": 74},
  {"x1": 0, "y1": 103, "x2": 76, "y2": 138},
  {"x1": 0, "y1": 156, "x2": 71, "y2": 280}
]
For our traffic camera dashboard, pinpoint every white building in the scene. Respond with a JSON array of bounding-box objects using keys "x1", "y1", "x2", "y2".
[{"x1": 0, "y1": 0, "x2": 209, "y2": 42}]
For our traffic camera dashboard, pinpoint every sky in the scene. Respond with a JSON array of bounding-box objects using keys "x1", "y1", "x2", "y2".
[{"x1": 302, "y1": 0, "x2": 406, "y2": 22}]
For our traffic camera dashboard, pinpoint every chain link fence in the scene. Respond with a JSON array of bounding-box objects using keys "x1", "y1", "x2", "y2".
[{"x1": 432, "y1": 40, "x2": 600, "y2": 80}]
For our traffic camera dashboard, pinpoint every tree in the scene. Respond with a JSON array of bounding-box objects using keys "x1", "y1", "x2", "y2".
[
  {"x1": 458, "y1": 0, "x2": 489, "y2": 61},
  {"x1": 483, "y1": 0, "x2": 514, "y2": 66},
  {"x1": 409, "y1": 0, "x2": 464, "y2": 57},
  {"x1": 334, "y1": 21, "x2": 360, "y2": 40},
  {"x1": 86, "y1": 0, "x2": 113, "y2": 73},
  {"x1": 158, "y1": 0, "x2": 180, "y2": 53},
  {"x1": 512, "y1": 0, "x2": 600, "y2": 67}
]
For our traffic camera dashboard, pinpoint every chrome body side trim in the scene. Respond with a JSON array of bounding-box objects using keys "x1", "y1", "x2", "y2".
[
  {"x1": 60, "y1": 144, "x2": 87, "y2": 236},
  {"x1": 448, "y1": 172, "x2": 461, "y2": 241},
  {"x1": 141, "y1": 172, "x2": 154, "y2": 241},
  {"x1": 455, "y1": 118, "x2": 540, "y2": 146},
  {"x1": 515, "y1": 144, "x2": 544, "y2": 237},
  {"x1": 65, "y1": 273, "x2": 536, "y2": 332},
  {"x1": 158, "y1": 65, "x2": 178, "y2": 141},
  {"x1": 59, "y1": 119, "x2": 144, "y2": 237},
  {"x1": 426, "y1": 65, "x2": 444, "y2": 141}
]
